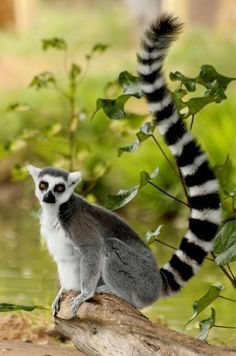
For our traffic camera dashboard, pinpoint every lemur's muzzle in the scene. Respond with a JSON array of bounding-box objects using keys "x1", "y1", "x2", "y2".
[{"x1": 43, "y1": 191, "x2": 56, "y2": 204}]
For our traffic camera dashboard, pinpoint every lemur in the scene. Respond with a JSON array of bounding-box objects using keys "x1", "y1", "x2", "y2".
[{"x1": 28, "y1": 15, "x2": 221, "y2": 317}]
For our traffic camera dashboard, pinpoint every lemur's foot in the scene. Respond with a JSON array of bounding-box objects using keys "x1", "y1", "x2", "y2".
[
  {"x1": 51, "y1": 290, "x2": 63, "y2": 316},
  {"x1": 70, "y1": 292, "x2": 93, "y2": 318}
]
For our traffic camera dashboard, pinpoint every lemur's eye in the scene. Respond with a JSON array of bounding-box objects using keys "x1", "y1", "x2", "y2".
[
  {"x1": 54, "y1": 184, "x2": 65, "y2": 193},
  {"x1": 39, "y1": 181, "x2": 48, "y2": 190}
]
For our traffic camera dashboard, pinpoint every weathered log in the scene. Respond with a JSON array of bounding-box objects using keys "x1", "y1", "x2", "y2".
[{"x1": 55, "y1": 291, "x2": 236, "y2": 356}]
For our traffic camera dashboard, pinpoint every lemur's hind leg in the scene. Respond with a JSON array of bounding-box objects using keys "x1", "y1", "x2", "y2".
[{"x1": 100, "y1": 238, "x2": 161, "y2": 308}]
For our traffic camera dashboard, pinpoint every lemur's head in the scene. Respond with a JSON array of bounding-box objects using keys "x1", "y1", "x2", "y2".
[{"x1": 27, "y1": 165, "x2": 81, "y2": 207}]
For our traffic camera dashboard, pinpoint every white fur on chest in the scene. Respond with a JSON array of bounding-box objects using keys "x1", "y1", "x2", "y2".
[{"x1": 40, "y1": 208, "x2": 81, "y2": 290}]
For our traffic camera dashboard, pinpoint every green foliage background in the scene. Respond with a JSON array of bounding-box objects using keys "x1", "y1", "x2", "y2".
[{"x1": 0, "y1": 1, "x2": 235, "y2": 346}]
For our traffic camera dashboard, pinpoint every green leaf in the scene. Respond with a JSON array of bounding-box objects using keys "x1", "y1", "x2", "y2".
[
  {"x1": 30, "y1": 71, "x2": 56, "y2": 90},
  {"x1": 170, "y1": 71, "x2": 196, "y2": 92},
  {"x1": 0, "y1": 303, "x2": 49, "y2": 312},
  {"x1": 214, "y1": 221, "x2": 236, "y2": 254},
  {"x1": 145, "y1": 225, "x2": 162, "y2": 245},
  {"x1": 214, "y1": 156, "x2": 233, "y2": 189},
  {"x1": 96, "y1": 95, "x2": 130, "y2": 120},
  {"x1": 196, "y1": 308, "x2": 215, "y2": 341},
  {"x1": 136, "y1": 122, "x2": 155, "y2": 142},
  {"x1": 69, "y1": 63, "x2": 81, "y2": 82},
  {"x1": 186, "y1": 285, "x2": 223, "y2": 326},
  {"x1": 118, "y1": 139, "x2": 140, "y2": 157},
  {"x1": 198, "y1": 64, "x2": 235, "y2": 91},
  {"x1": 105, "y1": 167, "x2": 159, "y2": 210},
  {"x1": 42, "y1": 38, "x2": 67, "y2": 51},
  {"x1": 139, "y1": 167, "x2": 159, "y2": 188},
  {"x1": 6, "y1": 102, "x2": 31, "y2": 112},
  {"x1": 187, "y1": 96, "x2": 214, "y2": 115},
  {"x1": 118, "y1": 71, "x2": 142, "y2": 97},
  {"x1": 105, "y1": 185, "x2": 139, "y2": 210},
  {"x1": 215, "y1": 244, "x2": 236, "y2": 266},
  {"x1": 86, "y1": 43, "x2": 110, "y2": 59}
]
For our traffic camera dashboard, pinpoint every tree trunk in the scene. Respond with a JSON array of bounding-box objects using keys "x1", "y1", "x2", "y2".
[{"x1": 54, "y1": 291, "x2": 236, "y2": 356}]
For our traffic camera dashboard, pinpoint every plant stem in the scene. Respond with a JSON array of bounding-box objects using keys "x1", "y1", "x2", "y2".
[
  {"x1": 211, "y1": 252, "x2": 236, "y2": 288},
  {"x1": 218, "y1": 295, "x2": 236, "y2": 303},
  {"x1": 151, "y1": 134, "x2": 190, "y2": 207},
  {"x1": 190, "y1": 114, "x2": 195, "y2": 131},
  {"x1": 148, "y1": 181, "x2": 189, "y2": 208},
  {"x1": 177, "y1": 166, "x2": 190, "y2": 206},
  {"x1": 151, "y1": 135, "x2": 178, "y2": 176},
  {"x1": 226, "y1": 264, "x2": 235, "y2": 280},
  {"x1": 214, "y1": 324, "x2": 236, "y2": 329}
]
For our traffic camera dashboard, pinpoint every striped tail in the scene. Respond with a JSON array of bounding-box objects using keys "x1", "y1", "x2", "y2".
[{"x1": 137, "y1": 14, "x2": 221, "y2": 297}]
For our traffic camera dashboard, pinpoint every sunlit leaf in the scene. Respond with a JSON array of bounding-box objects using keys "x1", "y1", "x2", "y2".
[
  {"x1": 44, "y1": 123, "x2": 62, "y2": 138},
  {"x1": 187, "y1": 96, "x2": 214, "y2": 115},
  {"x1": 214, "y1": 221, "x2": 236, "y2": 254},
  {"x1": 119, "y1": 71, "x2": 142, "y2": 97},
  {"x1": 0, "y1": 303, "x2": 49, "y2": 312},
  {"x1": 136, "y1": 122, "x2": 155, "y2": 142},
  {"x1": 30, "y1": 71, "x2": 56, "y2": 90},
  {"x1": 186, "y1": 285, "x2": 223, "y2": 326},
  {"x1": 42, "y1": 38, "x2": 67, "y2": 51},
  {"x1": 145, "y1": 225, "x2": 162, "y2": 245},
  {"x1": 196, "y1": 308, "x2": 215, "y2": 341},
  {"x1": 214, "y1": 156, "x2": 233, "y2": 190},
  {"x1": 215, "y1": 244, "x2": 236, "y2": 266},
  {"x1": 118, "y1": 139, "x2": 140, "y2": 157},
  {"x1": 105, "y1": 185, "x2": 139, "y2": 210}
]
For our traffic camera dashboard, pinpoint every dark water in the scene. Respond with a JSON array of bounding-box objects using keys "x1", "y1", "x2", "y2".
[{"x1": 0, "y1": 208, "x2": 235, "y2": 346}]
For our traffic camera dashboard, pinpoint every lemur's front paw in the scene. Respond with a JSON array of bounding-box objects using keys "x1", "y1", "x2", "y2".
[
  {"x1": 70, "y1": 293, "x2": 92, "y2": 318},
  {"x1": 51, "y1": 291, "x2": 63, "y2": 316}
]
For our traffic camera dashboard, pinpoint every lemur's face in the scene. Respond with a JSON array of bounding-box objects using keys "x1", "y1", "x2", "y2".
[{"x1": 27, "y1": 165, "x2": 81, "y2": 207}]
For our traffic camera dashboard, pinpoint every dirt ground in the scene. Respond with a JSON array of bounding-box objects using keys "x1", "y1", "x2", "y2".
[
  {"x1": 0, "y1": 340, "x2": 83, "y2": 356},
  {"x1": 0, "y1": 314, "x2": 84, "y2": 355}
]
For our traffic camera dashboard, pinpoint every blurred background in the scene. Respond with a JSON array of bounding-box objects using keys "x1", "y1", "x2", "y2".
[{"x1": 0, "y1": 0, "x2": 235, "y2": 345}]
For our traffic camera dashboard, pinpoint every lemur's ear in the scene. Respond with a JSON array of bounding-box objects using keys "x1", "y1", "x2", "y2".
[
  {"x1": 27, "y1": 165, "x2": 41, "y2": 180},
  {"x1": 68, "y1": 171, "x2": 81, "y2": 186}
]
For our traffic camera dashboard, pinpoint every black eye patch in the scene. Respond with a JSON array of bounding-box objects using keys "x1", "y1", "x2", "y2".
[
  {"x1": 54, "y1": 184, "x2": 65, "y2": 193},
  {"x1": 39, "y1": 181, "x2": 48, "y2": 190}
]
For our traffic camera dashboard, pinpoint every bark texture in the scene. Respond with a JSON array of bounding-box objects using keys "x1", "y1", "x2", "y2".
[{"x1": 54, "y1": 291, "x2": 236, "y2": 356}]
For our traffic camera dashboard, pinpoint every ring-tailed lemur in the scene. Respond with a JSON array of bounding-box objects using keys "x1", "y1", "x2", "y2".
[{"x1": 28, "y1": 14, "x2": 221, "y2": 317}]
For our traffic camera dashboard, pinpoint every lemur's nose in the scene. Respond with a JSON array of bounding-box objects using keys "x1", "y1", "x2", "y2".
[{"x1": 43, "y1": 191, "x2": 56, "y2": 204}]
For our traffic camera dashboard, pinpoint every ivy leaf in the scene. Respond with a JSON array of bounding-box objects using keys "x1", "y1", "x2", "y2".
[
  {"x1": 215, "y1": 244, "x2": 236, "y2": 266},
  {"x1": 196, "y1": 308, "x2": 215, "y2": 341},
  {"x1": 170, "y1": 71, "x2": 196, "y2": 92},
  {"x1": 0, "y1": 303, "x2": 49, "y2": 312},
  {"x1": 139, "y1": 167, "x2": 159, "y2": 188},
  {"x1": 214, "y1": 156, "x2": 233, "y2": 190},
  {"x1": 105, "y1": 185, "x2": 139, "y2": 210},
  {"x1": 214, "y1": 221, "x2": 236, "y2": 254},
  {"x1": 186, "y1": 96, "x2": 214, "y2": 116},
  {"x1": 96, "y1": 95, "x2": 130, "y2": 120},
  {"x1": 42, "y1": 38, "x2": 67, "y2": 51},
  {"x1": 86, "y1": 43, "x2": 109, "y2": 59},
  {"x1": 119, "y1": 71, "x2": 142, "y2": 97},
  {"x1": 6, "y1": 102, "x2": 31, "y2": 112},
  {"x1": 145, "y1": 225, "x2": 162, "y2": 246},
  {"x1": 30, "y1": 71, "x2": 56, "y2": 90},
  {"x1": 136, "y1": 122, "x2": 155, "y2": 142},
  {"x1": 198, "y1": 65, "x2": 235, "y2": 91},
  {"x1": 105, "y1": 167, "x2": 159, "y2": 210},
  {"x1": 186, "y1": 285, "x2": 223, "y2": 326}
]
